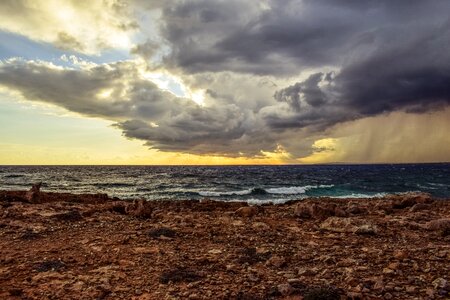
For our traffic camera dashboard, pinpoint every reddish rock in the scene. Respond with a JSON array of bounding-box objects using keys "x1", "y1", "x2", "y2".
[
  {"x1": 125, "y1": 199, "x2": 152, "y2": 218},
  {"x1": 393, "y1": 250, "x2": 409, "y2": 260},
  {"x1": 409, "y1": 203, "x2": 430, "y2": 212},
  {"x1": 426, "y1": 218, "x2": 450, "y2": 231},
  {"x1": 234, "y1": 206, "x2": 258, "y2": 217},
  {"x1": 25, "y1": 183, "x2": 42, "y2": 204},
  {"x1": 277, "y1": 283, "x2": 294, "y2": 296}
]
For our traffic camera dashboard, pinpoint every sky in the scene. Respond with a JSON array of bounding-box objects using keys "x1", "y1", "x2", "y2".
[{"x1": 0, "y1": 0, "x2": 449, "y2": 165}]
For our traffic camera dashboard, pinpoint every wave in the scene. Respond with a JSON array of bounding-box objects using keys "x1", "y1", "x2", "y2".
[
  {"x1": 3, "y1": 174, "x2": 25, "y2": 178},
  {"x1": 331, "y1": 192, "x2": 388, "y2": 199},
  {"x1": 92, "y1": 182, "x2": 135, "y2": 188},
  {"x1": 266, "y1": 185, "x2": 334, "y2": 194},
  {"x1": 198, "y1": 185, "x2": 334, "y2": 197}
]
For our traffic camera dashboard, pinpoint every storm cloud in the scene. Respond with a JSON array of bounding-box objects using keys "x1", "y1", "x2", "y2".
[{"x1": 1, "y1": 0, "x2": 450, "y2": 159}]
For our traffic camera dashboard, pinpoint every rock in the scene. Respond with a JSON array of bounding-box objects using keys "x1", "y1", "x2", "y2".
[
  {"x1": 354, "y1": 224, "x2": 377, "y2": 235},
  {"x1": 159, "y1": 268, "x2": 203, "y2": 284},
  {"x1": 294, "y1": 202, "x2": 343, "y2": 219},
  {"x1": 426, "y1": 218, "x2": 450, "y2": 231},
  {"x1": 311, "y1": 203, "x2": 337, "y2": 219},
  {"x1": 346, "y1": 205, "x2": 368, "y2": 215},
  {"x1": 148, "y1": 227, "x2": 176, "y2": 238},
  {"x1": 320, "y1": 217, "x2": 359, "y2": 232},
  {"x1": 235, "y1": 206, "x2": 257, "y2": 218},
  {"x1": 25, "y1": 182, "x2": 42, "y2": 203},
  {"x1": 334, "y1": 207, "x2": 348, "y2": 217},
  {"x1": 54, "y1": 210, "x2": 83, "y2": 222},
  {"x1": 109, "y1": 202, "x2": 127, "y2": 214},
  {"x1": 393, "y1": 250, "x2": 408, "y2": 260},
  {"x1": 392, "y1": 198, "x2": 417, "y2": 209},
  {"x1": 252, "y1": 222, "x2": 269, "y2": 230},
  {"x1": 433, "y1": 278, "x2": 449, "y2": 291},
  {"x1": 294, "y1": 202, "x2": 313, "y2": 218},
  {"x1": 303, "y1": 286, "x2": 341, "y2": 300},
  {"x1": 336, "y1": 258, "x2": 356, "y2": 267},
  {"x1": 277, "y1": 283, "x2": 293, "y2": 296},
  {"x1": 409, "y1": 203, "x2": 430, "y2": 212},
  {"x1": 8, "y1": 289, "x2": 23, "y2": 296},
  {"x1": 267, "y1": 255, "x2": 286, "y2": 268},
  {"x1": 126, "y1": 200, "x2": 152, "y2": 218},
  {"x1": 347, "y1": 291, "x2": 363, "y2": 299},
  {"x1": 391, "y1": 192, "x2": 432, "y2": 209}
]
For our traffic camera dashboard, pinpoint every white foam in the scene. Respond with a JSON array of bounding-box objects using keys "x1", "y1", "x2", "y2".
[
  {"x1": 199, "y1": 189, "x2": 252, "y2": 197},
  {"x1": 228, "y1": 197, "x2": 304, "y2": 205},
  {"x1": 266, "y1": 184, "x2": 334, "y2": 195},
  {"x1": 199, "y1": 184, "x2": 334, "y2": 197},
  {"x1": 331, "y1": 192, "x2": 388, "y2": 199}
]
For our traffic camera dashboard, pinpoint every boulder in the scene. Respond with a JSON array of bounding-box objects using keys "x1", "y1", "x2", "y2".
[
  {"x1": 320, "y1": 217, "x2": 377, "y2": 235},
  {"x1": 409, "y1": 203, "x2": 430, "y2": 212},
  {"x1": 354, "y1": 224, "x2": 377, "y2": 235},
  {"x1": 426, "y1": 219, "x2": 450, "y2": 231},
  {"x1": 294, "y1": 202, "x2": 346, "y2": 219},
  {"x1": 25, "y1": 182, "x2": 42, "y2": 203},
  {"x1": 125, "y1": 199, "x2": 152, "y2": 218},
  {"x1": 235, "y1": 206, "x2": 258, "y2": 218},
  {"x1": 346, "y1": 205, "x2": 368, "y2": 215},
  {"x1": 277, "y1": 283, "x2": 294, "y2": 296},
  {"x1": 320, "y1": 217, "x2": 358, "y2": 233}
]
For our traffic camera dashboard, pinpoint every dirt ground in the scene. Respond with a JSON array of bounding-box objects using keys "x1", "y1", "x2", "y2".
[{"x1": 0, "y1": 190, "x2": 449, "y2": 299}]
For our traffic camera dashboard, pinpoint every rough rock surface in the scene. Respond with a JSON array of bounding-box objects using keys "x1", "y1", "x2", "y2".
[{"x1": 0, "y1": 190, "x2": 449, "y2": 299}]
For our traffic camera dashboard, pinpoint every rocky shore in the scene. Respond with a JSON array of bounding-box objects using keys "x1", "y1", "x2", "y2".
[{"x1": 0, "y1": 187, "x2": 449, "y2": 299}]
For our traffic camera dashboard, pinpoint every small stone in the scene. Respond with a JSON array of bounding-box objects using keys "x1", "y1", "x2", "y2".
[
  {"x1": 393, "y1": 250, "x2": 408, "y2": 260},
  {"x1": 267, "y1": 255, "x2": 286, "y2": 268},
  {"x1": 277, "y1": 283, "x2": 293, "y2": 296},
  {"x1": 354, "y1": 224, "x2": 377, "y2": 235},
  {"x1": 247, "y1": 273, "x2": 259, "y2": 282},
  {"x1": 387, "y1": 262, "x2": 399, "y2": 270},
  {"x1": 433, "y1": 278, "x2": 449, "y2": 291},
  {"x1": 347, "y1": 291, "x2": 363, "y2": 299}
]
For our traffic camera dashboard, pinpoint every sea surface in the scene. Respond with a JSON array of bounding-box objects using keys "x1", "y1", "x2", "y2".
[{"x1": 1, "y1": 164, "x2": 449, "y2": 204}]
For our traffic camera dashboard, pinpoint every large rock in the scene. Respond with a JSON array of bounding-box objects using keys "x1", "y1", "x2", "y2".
[
  {"x1": 294, "y1": 202, "x2": 346, "y2": 219},
  {"x1": 235, "y1": 206, "x2": 258, "y2": 218},
  {"x1": 320, "y1": 217, "x2": 377, "y2": 234},
  {"x1": 25, "y1": 182, "x2": 42, "y2": 203},
  {"x1": 391, "y1": 192, "x2": 432, "y2": 209},
  {"x1": 125, "y1": 199, "x2": 152, "y2": 218},
  {"x1": 426, "y1": 219, "x2": 450, "y2": 231}
]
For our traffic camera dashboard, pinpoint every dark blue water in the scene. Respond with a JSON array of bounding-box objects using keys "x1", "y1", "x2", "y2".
[{"x1": 0, "y1": 164, "x2": 449, "y2": 203}]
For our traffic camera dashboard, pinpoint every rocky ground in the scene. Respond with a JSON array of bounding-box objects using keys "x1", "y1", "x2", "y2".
[{"x1": 0, "y1": 187, "x2": 449, "y2": 299}]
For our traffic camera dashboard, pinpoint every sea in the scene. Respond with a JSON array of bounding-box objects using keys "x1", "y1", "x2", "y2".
[{"x1": 1, "y1": 164, "x2": 449, "y2": 204}]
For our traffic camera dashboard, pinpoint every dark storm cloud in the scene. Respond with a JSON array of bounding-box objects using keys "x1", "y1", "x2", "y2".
[
  {"x1": 1, "y1": 0, "x2": 450, "y2": 157},
  {"x1": 155, "y1": 0, "x2": 450, "y2": 135},
  {"x1": 266, "y1": 11, "x2": 450, "y2": 129},
  {"x1": 0, "y1": 59, "x2": 272, "y2": 155}
]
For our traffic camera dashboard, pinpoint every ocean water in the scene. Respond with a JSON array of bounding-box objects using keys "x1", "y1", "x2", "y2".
[{"x1": 0, "y1": 164, "x2": 449, "y2": 204}]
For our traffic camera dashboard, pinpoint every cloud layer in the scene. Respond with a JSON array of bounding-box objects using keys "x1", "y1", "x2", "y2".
[{"x1": 1, "y1": 0, "x2": 450, "y2": 160}]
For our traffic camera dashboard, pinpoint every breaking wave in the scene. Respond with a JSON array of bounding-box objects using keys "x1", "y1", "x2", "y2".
[{"x1": 198, "y1": 185, "x2": 334, "y2": 197}]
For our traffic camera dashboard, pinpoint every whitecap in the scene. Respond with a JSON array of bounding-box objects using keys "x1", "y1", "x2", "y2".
[
  {"x1": 198, "y1": 189, "x2": 253, "y2": 197},
  {"x1": 266, "y1": 184, "x2": 333, "y2": 194}
]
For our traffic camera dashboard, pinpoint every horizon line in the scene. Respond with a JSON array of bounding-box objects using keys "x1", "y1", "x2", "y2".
[{"x1": 1, "y1": 162, "x2": 449, "y2": 167}]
